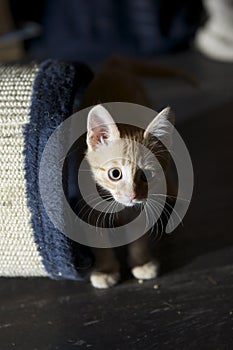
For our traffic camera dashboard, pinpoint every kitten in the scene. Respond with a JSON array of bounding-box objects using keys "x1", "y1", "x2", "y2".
[
  {"x1": 77, "y1": 56, "x2": 180, "y2": 288},
  {"x1": 84, "y1": 104, "x2": 175, "y2": 288}
]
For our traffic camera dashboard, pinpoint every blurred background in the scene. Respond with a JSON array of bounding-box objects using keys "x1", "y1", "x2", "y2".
[
  {"x1": 1, "y1": 0, "x2": 233, "y2": 64},
  {"x1": 0, "y1": 1, "x2": 233, "y2": 349},
  {"x1": 0, "y1": 0, "x2": 204, "y2": 62},
  {"x1": 1, "y1": 0, "x2": 233, "y2": 63}
]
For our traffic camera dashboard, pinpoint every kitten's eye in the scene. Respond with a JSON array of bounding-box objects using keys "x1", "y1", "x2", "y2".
[
  {"x1": 141, "y1": 169, "x2": 153, "y2": 182},
  {"x1": 108, "y1": 168, "x2": 122, "y2": 181}
]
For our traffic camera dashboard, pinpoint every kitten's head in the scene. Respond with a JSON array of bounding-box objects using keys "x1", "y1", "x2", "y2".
[{"x1": 86, "y1": 105, "x2": 174, "y2": 207}]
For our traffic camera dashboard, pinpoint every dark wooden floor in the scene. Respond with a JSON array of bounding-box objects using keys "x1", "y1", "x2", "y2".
[{"x1": 1, "y1": 51, "x2": 233, "y2": 350}]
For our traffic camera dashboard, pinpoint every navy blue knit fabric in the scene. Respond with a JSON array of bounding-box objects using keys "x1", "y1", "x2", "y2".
[{"x1": 23, "y1": 60, "x2": 94, "y2": 280}]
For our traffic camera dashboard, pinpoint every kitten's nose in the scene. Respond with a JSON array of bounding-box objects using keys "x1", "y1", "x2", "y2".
[{"x1": 130, "y1": 193, "x2": 137, "y2": 201}]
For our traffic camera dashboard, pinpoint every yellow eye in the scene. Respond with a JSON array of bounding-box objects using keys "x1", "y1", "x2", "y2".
[{"x1": 108, "y1": 168, "x2": 122, "y2": 181}]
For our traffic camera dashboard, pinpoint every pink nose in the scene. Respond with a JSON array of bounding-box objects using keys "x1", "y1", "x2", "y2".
[{"x1": 130, "y1": 193, "x2": 137, "y2": 201}]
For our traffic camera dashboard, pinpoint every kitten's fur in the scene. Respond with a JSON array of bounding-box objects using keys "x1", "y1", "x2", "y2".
[{"x1": 78, "y1": 56, "x2": 178, "y2": 288}]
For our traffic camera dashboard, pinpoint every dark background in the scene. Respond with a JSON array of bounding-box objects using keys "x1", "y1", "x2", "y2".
[
  {"x1": 0, "y1": 1, "x2": 233, "y2": 349},
  {"x1": 9, "y1": 0, "x2": 203, "y2": 62}
]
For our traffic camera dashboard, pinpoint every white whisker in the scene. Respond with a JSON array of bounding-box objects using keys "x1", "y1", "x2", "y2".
[{"x1": 150, "y1": 193, "x2": 190, "y2": 203}]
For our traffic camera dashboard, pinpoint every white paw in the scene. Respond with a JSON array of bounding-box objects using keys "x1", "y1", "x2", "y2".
[
  {"x1": 90, "y1": 271, "x2": 120, "y2": 289},
  {"x1": 131, "y1": 261, "x2": 158, "y2": 280}
]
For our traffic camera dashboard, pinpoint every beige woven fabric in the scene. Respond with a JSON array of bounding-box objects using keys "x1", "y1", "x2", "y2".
[{"x1": 0, "y1": 64, "x2": 48, "y2": 276}]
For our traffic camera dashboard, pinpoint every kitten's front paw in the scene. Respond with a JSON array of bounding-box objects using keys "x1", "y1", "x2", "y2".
[
  {"x1": 131, "y1": 261, "x2": 158, "y2": 280},
  {"x1": 90, "y1": 271, "x2": 120, "y2": 289}
]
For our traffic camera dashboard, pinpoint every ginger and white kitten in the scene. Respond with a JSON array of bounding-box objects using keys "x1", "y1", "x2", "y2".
[{"x1": 85, "y1": 104, "x2": 175, "y2": 288}]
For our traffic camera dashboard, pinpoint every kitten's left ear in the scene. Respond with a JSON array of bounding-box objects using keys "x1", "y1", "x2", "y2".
[
  {"x1": 144, "y1": 107, "x2": 175, "y2": 148},
  {"x1": 87, "y1": 105, "x2": 120, "y2": 151}
]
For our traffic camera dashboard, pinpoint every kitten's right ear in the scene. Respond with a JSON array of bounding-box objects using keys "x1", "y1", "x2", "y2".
[
  {"x1": 144, "y1": 107, "x2": 175, "y2": 149},
  {"x1": 86, "y1": 105, "x2": 120, "y2": 151}
]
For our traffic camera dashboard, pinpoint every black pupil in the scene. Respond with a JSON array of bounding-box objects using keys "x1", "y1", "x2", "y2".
[{"x1": 112, "y1": 169, "x2": 120, "y2": 178}]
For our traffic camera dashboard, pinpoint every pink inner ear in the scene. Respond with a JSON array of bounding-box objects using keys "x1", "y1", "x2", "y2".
[
  {"x1": 87, "y1": 105, "x2": 120, "y2": 150},
  {"x1": 88, "y1": 125, "x2": 108, "y2": 149}
]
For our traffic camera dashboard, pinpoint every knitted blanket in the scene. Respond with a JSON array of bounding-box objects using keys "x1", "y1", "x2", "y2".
[{"x1": 0, "y1": 60, "x2": 94, "y2": 279}]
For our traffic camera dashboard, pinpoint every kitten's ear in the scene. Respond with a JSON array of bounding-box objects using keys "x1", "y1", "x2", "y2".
[
  {"x1": 144, "y1": 107, "x2": 175, "y2": 148},
  {"x1": 87, "y1": 105, "x2": 120, "y2": 151}
]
